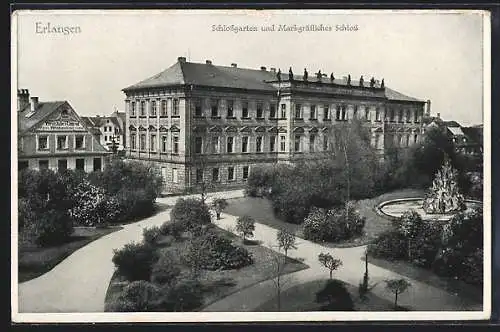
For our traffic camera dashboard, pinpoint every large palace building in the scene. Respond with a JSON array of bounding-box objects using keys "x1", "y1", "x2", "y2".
[{"x1": 123, "y1": 57, "x2": 428, "y2": 192}]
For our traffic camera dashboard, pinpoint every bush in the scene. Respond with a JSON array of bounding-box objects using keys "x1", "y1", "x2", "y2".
[
  {"x1": 23, "y1": 209, "x2": 73, "y2": 247},
  {"x1": 159, "y1": 221, "x2": 183, "y2": 239},
  {"x1": 235, "y1": 215, "x2": 255, "y2": 242},
  {"x1": 114, "y1": 188, "x2": 156, "y2": 223},
  {"x1": 143, "y1": 226, "x2": 161, "y2": 245},
  {"x1": 158, "y1": 278, "x2": 204, "y2": 312},
  {"x1": 315, "y1": 280, "x2": 354, "y2": 311},
  {"x1": 170, "y1": 198, "x2": 212, "y2": 232},
  {"x1": 367, "y1": 230, "x2": 408, "y2": 261},
  {"x1": 151, "y1": 251, "x2": 181, "y2": 286},
  {"x1": 183, "y1": 230, "x2": 253, "y2": 271},
  {"x1": 112, "y1": 242, "x2": 159, "y2": 281},
  {"x1": 245, "y1": 165, "x2": 273, "y2": 197},
  {"x1": 303, "y1": 204, "x2": 365, "y2": 243},
  {"x1": 410, "y1": 221, "x2": 442, "y2": 268},
  {"x1": 112, "y1": 280, "x2": 160, "y2": 312}
]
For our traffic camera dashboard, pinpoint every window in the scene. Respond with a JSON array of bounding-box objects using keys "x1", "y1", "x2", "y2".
[
  {"x1": 353, "y1": 105, "x2": 358, "y2": 119},
  {"x1": 242, "y1": 101, "x2": 249, "y2": 118},
  {"x1": 414, "y1": 134, "x2": 418, "y2": 143},
  {"x1": 406, "y1": 109, "x2": 411, "y2": 122},
  {"x1": 151, "y1": 100, "x2": 157, "y2": 116},
  {"x1": 228, "y1": 167, "x2": 235, "y2": 181},
  {"x1": 39, "y1": 160, "x2": 49, "y2": 170},
  {"x1": 196, "y1": 169, "x2": 203, "y2": 183},
  {"x1": 104, "y1": 126, "x2": 107, "y2": 132},
  {"x1": 256, "y1": 136, "x2": 263, "y2": 152},
  {"x1": 406, "y1": 134, "x2": 410, "y2": 147},
  {"x1": 140, "y1": 134, "x2": 146, "y2": 150},
  {"x1": 195, "y1": 137, "x2": 203, "y2": 154},
  {"x1": 310, "y1": 105, "x2": 316, "y2": 120},
  {"x1": 172, "y1": 99, "x2": 179, "y2": 116},
  {"x1": 309, "y1": 135, "x2": 316, "y2": 152},
  {"x1": 324, "y1": 105, "x2": 330, "y2": 120},
  {"x1": 172, "y1": 135, "x2": 179, "y2": 154},
  {"x1": 172, "y1": 168, "x2": 179, "y2": 183},
  {"x1": 280, "y1": 135, "x2": 286, "y2": 152},
  {"x1": 194, "y1": 99, "x2": 202, "y2": 117},
  {"x1": 131, "y1": 134, "x2": 136, "y2": 149},
  {"x1": 374, "y1": 133, "x2": 381, "y2": 149},
  {"x1": 414, "y1": 110, "x2": 419, "y2": 123},
  {"x1": 211, "y1": 99, "x2": 219, "y2": 117},
  {"x1": 280, "y1": 104, "x2": 286, "y2": 118},
  {"x1": 93, "y1": 158, "x2": 102, "y2": 172},
  {"x1": 75, "y1": 135, "x2": 85, "y2": 149},
  {"x1": 227, "y1": 100, "x2": 234, "y2": 118},
  {"x1": 227, "y1": 136, "x2": 234, "y2": 153},
  {"x1": 212, "y1": 168, "x2": 219, "y2": 182},
  {"x1": 37, "y1": 135, "x2": 48, "y2": 151},
  {"x1": 295, "y1": 104, "x2": 302, "y2": 119},
  {"x1": 242, "y1": 136, "x2": 249, "y2": 153},
  {"x1": 104, "y1": 135, "x2": 108, "y2": 142},
  {"x1": 58, "y1": 159, "x2": 68, "y2": 172},
  {"x1": 390, "y1": 109, "x2": 395, "y2": 122},
  {"x1": 323, "y1": 135, "x2": 329, "y2": 151},
  {"x1": 294, "y1": 135, "x2": 301, "y2": 152},
  {"x1": 365, "y1": 107, "x2": 370, "y2": 120},
  {"x1": 211, "y1": 136, "x2": 220, "y2": 154},
  {"x1": 256, "y1": 103, "x2": 263, "y2": 119},
  {"x1": 162, "y1": 135, "x2": 168, "y2": 152},
  {"x1": 131, "y1": 102, "x2": 136, "y2": 116},
  {"x1": 269, "y1": 135, "x2": 276, "y2": 152},
  {"x1": 375, "y1": 108, "x2": 381, "y2": 121},
  {"x1": 270, "y1": 104, "x2": 276, "y2": 118},
  {"x1": 57, "y1": 135, "x2": 68, "y2": 150},
  {"x1": 399, "y1": 109, "x2": 404, "y2": 123},
  {"x1": 336, "y1": 106, "x2": 341, "y2": 121},
  {"x1": 243, "y1": 166, "x2": 249, "y2": 180},
  {"x1": 140, "y1": 101, "x2": 146, "y2": 116},
  {"x1": 76, "y1": 158, "x2": 85, "y2": 171},
  {"x1": 161, "y1": 100, "x2": 167, "y2": 116},
  {"x1": 18, "y1": 161, "x2": 29, "y2": 171},
  {"x1": 150, "y1": 134, "x2": 156, "y2": 151},
  {"x1": 19, "y1": 137, "x2": 24, "y2": 152}
]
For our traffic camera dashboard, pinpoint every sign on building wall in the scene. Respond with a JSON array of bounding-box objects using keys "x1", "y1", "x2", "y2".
[{"x1": 39, "y1": 120, "x2": 86, "y2": 131}]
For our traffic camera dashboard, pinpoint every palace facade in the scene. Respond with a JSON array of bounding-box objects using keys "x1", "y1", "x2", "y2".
[{"x1": 123, "y1": 57, "x2": 428, "y2": 192}]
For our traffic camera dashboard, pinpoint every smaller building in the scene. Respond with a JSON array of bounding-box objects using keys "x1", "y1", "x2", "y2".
[
  {"x1": 17, "y1": 89, "x2": 110, "y2": 172},
  {"x1": 81, "y1": 110, "x2": 127, "y2": 152}
]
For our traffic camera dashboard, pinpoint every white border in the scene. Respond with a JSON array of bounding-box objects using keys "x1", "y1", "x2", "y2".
[{"x1": 11, "y1": 9, "x2": 492, "y2": 323}]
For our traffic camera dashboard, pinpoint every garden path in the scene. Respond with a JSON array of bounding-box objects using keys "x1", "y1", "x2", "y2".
[
  {"x1": 203, "y1": 212, "x2": 483, "y2": 312},
  {"x1": 16, "y1": 190, "x2": 245, "y2": 313}
]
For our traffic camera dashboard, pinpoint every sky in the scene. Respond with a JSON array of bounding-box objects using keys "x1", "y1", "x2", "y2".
[{"x1": 14, "y1": 10, "x2": 486, "y2": 126}]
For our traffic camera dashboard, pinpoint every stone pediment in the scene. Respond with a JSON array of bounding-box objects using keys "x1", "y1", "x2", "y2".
[
  {"x1": 255, "y1": 126, "x2": 266, "y2": 133},
  {"x1": 170, "y1": 125, "x2": 180, "y2": 132}
]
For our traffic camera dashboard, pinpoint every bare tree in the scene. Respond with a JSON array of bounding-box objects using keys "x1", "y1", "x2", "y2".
[
  {"x1": 318, "y1": 252, "x2": 343, "y2": 280},
  {"x1": 277, "y1": 228, "x2": 297, "y2": 259},
  {"x1": 268, "y1": 245, "x2": 295, "y2": 312}
]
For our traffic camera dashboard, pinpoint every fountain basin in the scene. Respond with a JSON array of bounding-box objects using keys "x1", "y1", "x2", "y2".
[{"x1": 377, "y1": 198, "x2": 482, "y2": 222}]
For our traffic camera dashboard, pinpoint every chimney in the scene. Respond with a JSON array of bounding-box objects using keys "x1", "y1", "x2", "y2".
[
  {"x1": 436, "y1": 112, "x2": 441, "y2": 119},
  {"x1": 270, "y1": 67, "x2": 276, "y2": 73},
  {"x1": 30, "y1": 96, "x2": 38, "y2": 112},
  {"x1": 426, "y1": 100, "x2": 431, "y2": 116},
  {"x1": 260, "y1": 66, "x2": 267, "y2": 71},
  {"x1": 206, "y1": 60, "x2": 212, "y2": 65},
  {"x1": 17, "y1": 89, "x2": 30, "y2": 112},
  {"x1": 231, "y1": 63, "x2": 237, "y2": 68},
  {"x1": 177, "y1": 57, "x2": 186, "y2": 63}
]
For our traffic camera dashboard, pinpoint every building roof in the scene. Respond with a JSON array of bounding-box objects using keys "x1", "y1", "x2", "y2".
[
  {"x1": 442, "y1": 120, "x2": 461, "y2": 127},
  {"x1": 18, "y1": 101, "x2": 67, "y2": 133},
  {"x1": 462, "y1": 126, "x2": 483, "y2": 144},
  {"x1": 448, "y1": 126, "x2": 465, "y2": 137},
  {"x1": 123, "y1": 59, "x2": 424, "y2": 103}
]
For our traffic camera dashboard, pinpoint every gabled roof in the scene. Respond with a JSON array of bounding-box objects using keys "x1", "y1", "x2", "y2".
[
  {"x1": 122, "y1": 59, "x2": 424, "y2": 102},
  {"x1": 18, "y1": 101, "x2": 67, "y2": 133},
  {"x1": 448, "y1": 126, "x2": 465, "y2": 137},
  {"x1": 442, "y1": 120, "x2": 461, "y2": 128}
]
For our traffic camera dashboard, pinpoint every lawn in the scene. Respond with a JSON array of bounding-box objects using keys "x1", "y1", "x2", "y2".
[
  {"x1": 104, "y1": 226, "x2": 309, "y2": 312},
  {"x1": 223, "y1": 189, "x2": 426, "y2": 248},
  {"x1": 18, "y1": 226, "x2": 122, "y2": 283},
  {"x1": 254, "y1": 278, "x2": 400, "y2": 312}
]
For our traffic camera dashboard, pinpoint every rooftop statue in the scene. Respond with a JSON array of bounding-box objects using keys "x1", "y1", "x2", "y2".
[
  {"x1": 303, "y1": 68, "x2": 308, "y2": 81},
  {"x1": 289, "y1": 67, "x2": 294, "y2": 81},
  {"x1": 316, "y1": 70, "x2": 322, "y2": 81},
  {"x1": 370, "y1": 77, "x2": 375, "y2": 88},
  {"x1": 359, "y1": 75, "x2": 364, "y2": 87},
  {"x1": 330, "y1": 73, "x2": 335, "y2": 82},
  {"x1": 347, "y1": 74, "x2": 351, "y2": 85},
  {"x1": 381, "y1": 78, "x2": 385, "y2": 88}
]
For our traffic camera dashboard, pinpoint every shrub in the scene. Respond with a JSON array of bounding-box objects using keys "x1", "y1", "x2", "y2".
[
  {"x1": 159, "y1": 221, "x2": 183, "y2": 239},
  {"x1": 170, "y1": 198, "x2": 212, "y2": 232},
  {"x1": 235, "y1": 215, "x2": 256, "y2": 242},
  {"x1": 114, "y1": 188, "x2": 156, "y2": 223},
  {"x1": 410, "y1": 221, "x2": 442, "y2": 268},
  {"x1": 315, "y1": 280, "x2": 354, "y2": 311},
  {"x1": 367, "y1": 230, "x2": 408, "y2": 261},
  {"x1": 303, "y1": 204, "x2": 365, "y2": 243},
  {"x1": 23, "y1": 209, "x2": 73, "y2": 247},
  {"x1": 158, "y1": 278, "x2": 204, "y2": 312},
  {"x1": 112, "y1": 280, "x2": 160, "y2": 312},
  {"x1": 143, "y1": 226, "x2": 161, "y2": 245},
  {"x1": 183, "y1": 230, "x2": 253, "y2": 271},
  {"x1": 112, "y1": 242, "x2": 159, "y2": 281},
  {"x1": 151, "y1": 251, "x2": 181, "y2": 286},
  {"x1": 245, "y1": 165, "x2": 273, "y2": 197}
]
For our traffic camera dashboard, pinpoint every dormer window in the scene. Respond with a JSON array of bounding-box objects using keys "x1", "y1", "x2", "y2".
[{"x1": 61, "y1": 109, "x2": 69, "y2": 119}]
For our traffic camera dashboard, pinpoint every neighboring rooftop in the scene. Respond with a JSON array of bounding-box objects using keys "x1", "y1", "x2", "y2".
[
  {"x1": 123, "y1": 58, "x2": 424, "y2": 103},
  {"x1": 18, "y1": 101, "x2": 67, "y2": 133}
]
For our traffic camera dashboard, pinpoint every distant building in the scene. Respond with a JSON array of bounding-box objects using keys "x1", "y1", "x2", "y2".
[
  {"x1": 81, "y1": 110, "x2": 127, "y2": 152},
  {"x1": 122, "y1": 57, "x2": 427, "y2": 192},
  {"x1": 17, "y1": 89, "x2": 110, "y2": 172}
]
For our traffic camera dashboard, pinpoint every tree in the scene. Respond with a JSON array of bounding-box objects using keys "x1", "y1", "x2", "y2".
[
  {"x1": 236, "y1": 215, "x2": 256, "y2": 243},
  {"x1": 277, "y1": 228, "x2": 297, "y2": 258},
  {"x1": 211, "y1": 198, "x2": 228, "y2": 220},
  {"x1": 318, "y1": 252, "x2": 343, "y2": 279},
  {"x1": 384, "y1": 278, "x2": 411, "y2": 310},
  {"x1": 394, "y1": 210, "x2": 426, "y2": 261}
]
